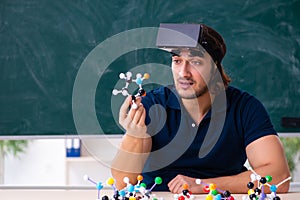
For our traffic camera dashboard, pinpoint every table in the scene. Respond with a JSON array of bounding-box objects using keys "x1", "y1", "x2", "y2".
[{"x1": 0, "y1": 189, "x2": 299, "y2": 200}]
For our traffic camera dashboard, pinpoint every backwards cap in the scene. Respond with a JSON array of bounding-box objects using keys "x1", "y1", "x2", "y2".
[{"x1": 156, "y1": 23, "x2": 226, "y2": 67}]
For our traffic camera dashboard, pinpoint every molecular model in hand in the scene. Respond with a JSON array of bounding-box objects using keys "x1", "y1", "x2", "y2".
[{"x1": 112, "y1": 72, "x2": 150, "y2": 109}]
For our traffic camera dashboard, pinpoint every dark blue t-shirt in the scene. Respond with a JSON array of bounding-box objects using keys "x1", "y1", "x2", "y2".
[{"x1": 140, "y1": 85, "x2": 277, "y2": 191}]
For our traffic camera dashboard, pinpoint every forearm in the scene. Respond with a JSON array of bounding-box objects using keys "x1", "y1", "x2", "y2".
[{"x1": 111, "y1": 133, "x2": 152, "y2": 189}]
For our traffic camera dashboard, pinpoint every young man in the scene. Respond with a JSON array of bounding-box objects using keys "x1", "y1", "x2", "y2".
[{"x1": 111, "y1": 23, "x2": 290, "y2": 194}]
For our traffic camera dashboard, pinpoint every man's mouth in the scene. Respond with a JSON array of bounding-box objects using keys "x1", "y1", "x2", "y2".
[{"x1": 178, "y1": 79, "x2": 194, "y2": 89}]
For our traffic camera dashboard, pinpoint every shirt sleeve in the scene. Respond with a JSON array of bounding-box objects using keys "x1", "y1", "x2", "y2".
[{"x1": 241, "y1": 95, "x2": 277, "y2": 147}]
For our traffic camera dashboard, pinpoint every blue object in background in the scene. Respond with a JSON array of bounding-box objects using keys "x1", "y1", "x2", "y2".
[{"x1": 66, "y1": 139, "x2": 81, "y2": 157}]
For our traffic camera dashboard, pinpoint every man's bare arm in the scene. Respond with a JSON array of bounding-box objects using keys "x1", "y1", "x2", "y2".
[
  {"x1": 111, "y1": 96, "x2": 152, "y2": 189},
  {"x1": 168, "y1": 135, "x2": 290, "y2": 194}
]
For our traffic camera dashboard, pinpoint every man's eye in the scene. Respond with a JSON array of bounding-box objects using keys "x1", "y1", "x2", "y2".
[
  {"x1": 190, "y1": 60, "x2": 202, "y2": 66},
  {"x1": 172, "y1": 59, "x2": 182, "y2": 64}
]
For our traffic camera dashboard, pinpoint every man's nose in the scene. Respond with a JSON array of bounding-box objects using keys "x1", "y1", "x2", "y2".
[{"x1": 179, "y1": 60, "x2": 191, "y2": 77}]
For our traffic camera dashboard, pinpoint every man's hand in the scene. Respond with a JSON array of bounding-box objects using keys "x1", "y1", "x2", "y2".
[
  {"x1": 119, "y1": 96, "x2": 147, "y2": 138},
  {"x1": 168, "y1": 174, "x2": 198, "y2": 194}
]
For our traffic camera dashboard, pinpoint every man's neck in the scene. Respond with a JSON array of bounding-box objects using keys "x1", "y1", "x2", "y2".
[{"x1": 181, "y1": 92, "x2": 213, "y2": 125}]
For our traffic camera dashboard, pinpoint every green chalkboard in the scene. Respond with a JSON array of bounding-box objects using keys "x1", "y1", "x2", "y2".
[{"x1": 1, "y1": 0, "x2": 299, "y2": 136}]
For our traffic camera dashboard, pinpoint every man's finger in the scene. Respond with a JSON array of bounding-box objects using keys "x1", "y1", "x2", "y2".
[
  {"x1": 119, "y1": 96, "x2": 132, "y2": 122},
  {"x1": 138, "y1": 104, "x2": 146, "y2": 126},
  {"x1": 132, "y1": 103, "x2": 145, "y2": 125}
]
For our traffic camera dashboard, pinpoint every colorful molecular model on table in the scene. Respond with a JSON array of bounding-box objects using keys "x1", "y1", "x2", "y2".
[
  {"x1": 173, "y1": 183, "x2": 195, "y2": 200},
  {"x1": 242, "y1": 169, "x2": 291, "y2": 200},
  {"x1": 195, "y1": 179, "x2": 235, "y2": 200},
  {"x1": 112, "y1": 72, "x2": 150, "y2": 109},
  {"x1": 84, "y1": 174, "x2": 163, "y2": 200}
]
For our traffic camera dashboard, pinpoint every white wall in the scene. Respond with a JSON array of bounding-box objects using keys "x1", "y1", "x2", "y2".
[
  {"x1": 4, "y1": 139, "x2": 66, "y2": 186},
  {"x1": 4, "y1": 137, "x2": 121, "y2": 186}
]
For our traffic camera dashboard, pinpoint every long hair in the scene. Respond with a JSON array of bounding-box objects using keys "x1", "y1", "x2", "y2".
[{"x1": 200, "y1": 24, "x2": 231, "y2": 88}]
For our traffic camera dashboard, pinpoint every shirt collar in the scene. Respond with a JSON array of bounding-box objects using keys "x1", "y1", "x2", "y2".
[{"x1": 165, "y1": 85, "x2": 228, "y2": 115}]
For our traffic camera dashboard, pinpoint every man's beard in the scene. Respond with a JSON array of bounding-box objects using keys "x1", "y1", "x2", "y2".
[{"x1": 176, "y1": 81, "x2": 209, "y2": 99}]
